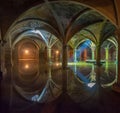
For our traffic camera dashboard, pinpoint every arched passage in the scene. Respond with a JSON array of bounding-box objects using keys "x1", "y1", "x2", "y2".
[{"x1": 0, "y1": 1, "x2": 119, "y2": 107}]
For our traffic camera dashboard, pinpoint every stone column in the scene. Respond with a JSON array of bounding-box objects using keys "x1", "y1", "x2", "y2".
[
  {"x1": 116, "y1": 47, "x2": 118, "y2": 64},
  {"x1": 95, "y1": 44, "x2": 102, "y2": 95},
  {"x1": 91, "y1": 47, "x2": 95, "y2": 60},
  {"x1": 105, "y1": 47, "x2": 109, "y2": 73},
  {"x1": 62, "y1": 44, "x2": 68, "y2": 69},
  {"x1": 0, "y1": 29, "x2": 2, "y2": 78},
  {"x1": 96, "y1": 45, "x2": 101, "y2": 66},
  {"x1": 62, "y1": 43, "x2": 68, "y2": 93},
  {"x1": 47, "y1": 47, "x2": 52, "y2": 64},
  {"x1": 0, "y1": 42, "x2": 6, "y2": 78},
  {"x1": 112, "y1": 29, "x2": 120, "y2": 92},
  {"x1": 105, "y1": 47, "x2": 109, "y2": 62},
  {"x1": 0, "y1": 44, "x2": 2, "y2": 80}
]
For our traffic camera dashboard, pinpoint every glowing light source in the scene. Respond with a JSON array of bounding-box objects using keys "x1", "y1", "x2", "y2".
[
  {"x1": 24, "y1": 49, "x2": 29, "y2": 54},
  {"x1": 56, "y1": 50, "x2": 59, "y2": 54},
  {"x1": 25, "y1": 64, "x2": 29, "y2": 69}
]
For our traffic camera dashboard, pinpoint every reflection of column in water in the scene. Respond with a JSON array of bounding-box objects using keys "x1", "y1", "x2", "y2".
[
  {"x1": 74, "y1": 63, "x2": 77, "y2": 74},
  {"x1": 96, "y1": 65, "x2": 101, "y2": 82},
  {"x1": 105, "y1": 62, "x2": 109, "y2": 74},
  {"x1": 115, "y1": 47, "x2": 118, "y2": 82},
  {"x1": 89, "y1": 64, "x2": 96, "y2": 82},
  {"x1": 91, "y1": 44, "x2": 95, "y2": 60},
  {"x1": 105, "y1": 47, "x2": 109, "y2": 62},
  {"x1": 36, "y1": 64, "x2": 61, "y2": 102},
  {"x1": 115, "y1": 60, "x2": 118, "y2": 82},
  {"x1": 62, "y1": 69, "x2": 67, "y2": 93},
  {"x1": 47, "y1": 47, "x2": 51, "y2": 64},
  {"x1": 62, "y1": 44, "x2": 68, "y2": 93},
  {"x1": 10, "y1": 48, "x2": 14, "y2": 108},
  {"x1": 105, "y1": 47, "x2": 110, "y2": 76},
  {"x1": 116, "y1": 47, "x2": 118, "y2": 64},
  {"x1": 48, "y1": 64, "x2": 52, "y2": 79}
]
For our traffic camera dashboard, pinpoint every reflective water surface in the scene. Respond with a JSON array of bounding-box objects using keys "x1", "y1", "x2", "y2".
[{"x1": 0, "y1": 60, "x2": 119, "y2": 113}]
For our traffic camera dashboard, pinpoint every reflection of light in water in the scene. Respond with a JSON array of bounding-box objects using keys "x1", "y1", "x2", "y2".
[
  {"x1": 87, "y1": 83, "x2": 96, "y2": 88},
  {"x1": 24, "y1": 49, "x2": 29, "y2": 54},
  {"x1": 90, "y1": 74, "x2": 96, "y2": 82},
  {"x1": 55, "y1": 62, "x2": 60, "y2": 67},
  {"x1": 56, "y1": 63, "x2": 59, "y2": 66},
  {"x1": 30, "y1": 79, "x2": 62, "y2": 103},
  {"x1": 32, "y1": 95, "x2": 39, "y2": 102},
  {"x1": 89, "y1": 64, "x2": 96, "y2": 82},
  {"x1": 25, "y1": 64, "x2": 29, "y2": 69}
]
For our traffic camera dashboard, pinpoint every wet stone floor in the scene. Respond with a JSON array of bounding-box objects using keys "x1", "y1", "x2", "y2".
[{"x1": 0, "y1": 61, "x2": 120, "y2": 113}]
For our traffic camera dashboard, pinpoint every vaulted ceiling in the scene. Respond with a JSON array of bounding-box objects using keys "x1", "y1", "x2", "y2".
[
  {"x1": 4, "y1": 1, "x2": 116, "y2": 48},
  {"x1": 1, "y1": 0, "x2": 119, "y2": 36}
]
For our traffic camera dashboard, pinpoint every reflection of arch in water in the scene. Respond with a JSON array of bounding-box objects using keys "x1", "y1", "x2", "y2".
[
  {"x1": 69, "y1": 65, "x2": 91, "y2": 84},
  {"x1": 12, "y1": 58, "x2": 41, "y2": 87},
  {"x1": 32, "y1": 78, "x2": 62, "y2": 103},
  {"x1": 13, "y1": 77, "x2": 62, "y2": 103},
  {"x1": 101, "y1": 63, "x2": 117, "y2": 88},
  {"x1": 13, "y1": 65, "x2": 62, "y2": 103},
  {"x1": 70, "y1": 63, "x2": 117, "y2": 88}
]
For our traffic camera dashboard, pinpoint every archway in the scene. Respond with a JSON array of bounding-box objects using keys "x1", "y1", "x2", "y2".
[{"x1": 1, "y1": 1, "x2": 117, "y2": 104}]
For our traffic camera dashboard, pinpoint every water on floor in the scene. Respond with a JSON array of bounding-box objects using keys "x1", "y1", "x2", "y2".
[{"x1": 0, "y1": 60, "x2": 120, "y2": 113}]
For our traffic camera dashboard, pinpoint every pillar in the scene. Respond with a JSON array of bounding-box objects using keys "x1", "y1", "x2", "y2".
[
  {"x1": 0, "y1": 44, "x2": 2, "y2": 80},
  {"x1": 116, "y1": 47, "x2": 118, "y2": 63},
  {"x1": 0, "y1": 29, "x2": 2, "y2": 78},
  {"x1": 62, "y1": 43, "x2": 68, "y2": 93},
  {"x1": 91, "y1": 47, "x2": 95, "y2": 60},
  {"x1": 105, "y1": 47, "x2": 109, "y2": 73},
  {"x1": 90, "y1": 64, "x2": 96, "y2": 82},
  {"x1": 105, "y1": 47, "x2": 109, "y2": 62},
  {"x1": 116, "y1": 30, "x2": 120, "y2": 83},
  {"x1": 47, "y1": 47, "x2": 52, "y2": 78},
  {"x1": 0, "y1": 41, "x2": 6, "y2": 78},
  {"x1": 62, "y1": 44, "x2": 68, "y2": 69},
  {"x1": 95, "y1": 45, "x2": 102, "y2": 93},
  {"x1": 96, "y1": 45, "x2": 101, "y2": 66},
  {"x1": 47, "y1": 47, "x2": 52, "y2": 64},
  {"x1": 48, "y1": 65, "x2": 52, "y2": 79},
  {"x1": 112, "y1": 29, "x2": 120, "y2": 92}
]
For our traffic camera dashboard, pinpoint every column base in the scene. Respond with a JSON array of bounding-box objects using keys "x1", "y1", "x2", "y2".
[{"x1": 112, "y1": 83, "x2": 120, "y2": 93}]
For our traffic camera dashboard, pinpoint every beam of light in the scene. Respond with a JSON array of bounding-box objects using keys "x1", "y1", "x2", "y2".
[
  {"x1": 32, "y1": 30, "x2": 48, "y2": 45},
  {"x1": 76, "y1": 40, "x2": 91, "y2": 58},
  {"x1": 37, "y1": 87, "x2": 47, "y2": 102},
  {"x1": 56, "y1": 50, "x2": 59, "y2": 54}
]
